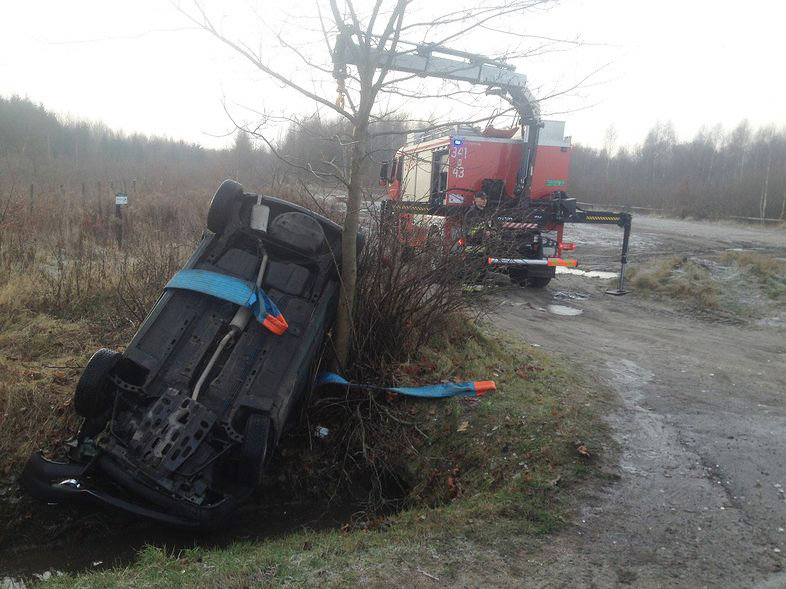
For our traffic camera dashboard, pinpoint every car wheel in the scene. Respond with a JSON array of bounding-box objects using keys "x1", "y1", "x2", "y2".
[
  {"x1": 77, "y1": 415, "x2": 109, "y2": 441},
  {"x1": 208, "y1": 179, "x2": 244, "y2": 234},
  {"x1": 74, "y1": 349, "x2": 121, "y2": 418},
  {"x1": 238, "y1": 414, "x2": 271, "y2": 487}
]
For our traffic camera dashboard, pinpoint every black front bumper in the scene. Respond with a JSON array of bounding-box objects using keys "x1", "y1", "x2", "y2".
[{"x1": 21, "y1": 452, "x2": 240, "y2": 528}]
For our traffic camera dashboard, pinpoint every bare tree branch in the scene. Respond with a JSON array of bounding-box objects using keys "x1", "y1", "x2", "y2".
[{"x1": 175, "y1": 1, "x2": 355, "y2": 123}]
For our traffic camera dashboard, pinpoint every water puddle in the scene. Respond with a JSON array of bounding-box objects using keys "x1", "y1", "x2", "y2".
[
  {"x1": 556, "y1": 267, "x2": 618, "y2": 279},
  {"x1": 547, "y1": 304, "x2": 583, "y2": 316},
  {"x1": 756, "y1": 315, "x2": 786, "y2": 328}
]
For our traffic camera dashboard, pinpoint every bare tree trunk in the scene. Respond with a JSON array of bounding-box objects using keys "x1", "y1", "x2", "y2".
[
  {"x1": 760, "y1": 132, "x2": 773, "y2": 221},
  {"x1": 333, "y1": 116, "x2": 369, "y2": 369}
]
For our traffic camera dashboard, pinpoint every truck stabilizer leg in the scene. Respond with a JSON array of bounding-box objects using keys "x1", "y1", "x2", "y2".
[{"x1": 605, "y1": 213, "x2": 631, "y2": 296}]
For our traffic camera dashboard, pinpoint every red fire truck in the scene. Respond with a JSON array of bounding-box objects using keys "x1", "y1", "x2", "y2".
[
  {"x1": 335, "y1": 34, "x2": 632, "y2": 292},
  {"x1": 381, "y1": 120, "x2": 580, "y2": 286}
]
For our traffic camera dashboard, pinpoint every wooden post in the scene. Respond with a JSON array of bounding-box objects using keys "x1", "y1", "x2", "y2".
[
  {"x1": 29, "y1": 183, "x2": 34, "y2": 213},
  {"x1": 115, "y1": 201, "x2": 123, "y2": 248},
  {"x1": 114, "y1": 192, "x2": 128, "y2": 248},
  {"x1": 97, "y1": 181, "x2": 102, "y2": 217}
]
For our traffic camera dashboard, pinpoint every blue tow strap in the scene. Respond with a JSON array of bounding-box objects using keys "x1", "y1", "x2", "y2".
[
  {"x1": 316, "y1": 372, "x2": 495, "y2": 398},
  {"x1": 164, "y1": 269, "x2": 288, "y2": 335}
]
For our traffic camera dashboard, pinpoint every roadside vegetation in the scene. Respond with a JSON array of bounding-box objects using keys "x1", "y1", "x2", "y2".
[
  {"x1": 628, "y1": 256, "x2": 720, "y2": 309},
  {"x1": 719, "y1": 250, "x2": 786, "y2": 299},
  {"x1": 627, "y1": 250, "x2": 786, "y2": 321}
]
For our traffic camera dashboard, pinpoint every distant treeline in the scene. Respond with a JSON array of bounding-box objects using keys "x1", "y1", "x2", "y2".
[
  {"x1": 0, "y1": 95, "x2": 232, "y2": 197},
  {"x1": 571, "y1": 121, "x2": 786, "y2": 220},
  {"x1": 0, "y1": 95, "x2": 406, "y2": 203},
  {"x1": 3, "y1": 95, "x2": 784, "y2": 221}
]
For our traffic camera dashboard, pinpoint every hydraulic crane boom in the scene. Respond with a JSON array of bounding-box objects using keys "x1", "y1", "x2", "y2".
[
  {"x1": 333, "y1": 33, "x2": 541, "y2": 196},
  {"x1": 333, "y1": 34, "x2": 539, "y2": 120}
]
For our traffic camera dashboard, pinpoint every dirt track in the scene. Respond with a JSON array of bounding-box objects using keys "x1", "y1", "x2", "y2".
[{"x1": 493, "y1": 217, "x2": 786, "y2": 588}]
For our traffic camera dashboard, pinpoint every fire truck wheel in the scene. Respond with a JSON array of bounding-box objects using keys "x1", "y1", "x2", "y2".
[
  {"x1": 509, "y1": 268, "x2": 528, "y2": 286},
  {"x1": 526, "y1": 276, "x2": 552, "y2": 288}
]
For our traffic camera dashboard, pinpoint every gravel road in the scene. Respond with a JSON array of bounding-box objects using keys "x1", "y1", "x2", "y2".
[{"x1": 493, "y1": 217, "x2": 786, "y2": 588}]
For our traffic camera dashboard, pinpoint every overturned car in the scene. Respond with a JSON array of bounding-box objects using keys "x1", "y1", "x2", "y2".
[{"x1": 22, "y1": 180, "x2": 350, "y2": 527}]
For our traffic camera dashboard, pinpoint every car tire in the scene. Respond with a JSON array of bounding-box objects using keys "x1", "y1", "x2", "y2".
[
  {"x1": 238, "y1": 413, "x2": 271, "y2": 487},
  {"x1": 208, "y1": 179, "x2": 244, "y2": 235},
  {"x1": 74, "y1": 349, "x2": 121, "y2": 418}
]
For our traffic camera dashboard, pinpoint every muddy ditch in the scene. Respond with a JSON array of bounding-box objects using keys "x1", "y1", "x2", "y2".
[
  {"x1": 0, "y1": 392, "x2": 414, "y2": 583},
  {"x1": 0, "y1": 465, "x2": 406, "y2": 584}
]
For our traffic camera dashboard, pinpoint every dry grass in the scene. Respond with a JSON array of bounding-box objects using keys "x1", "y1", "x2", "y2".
[
  {"x1": 0, "y1": 314, "x2": 133, "y2": 479},
  {"x1": 628, "y1": 255, "x2": 719, "y2": 309},
  {"x1": 627, "y1": 251, "x2": 786, "y2": 324},
  {"x1": 0, "y1": 189, "x2": 206, "y2": 484},
  {"x1": 719, "y1": 250, "x2": 786, "y2": 299}
]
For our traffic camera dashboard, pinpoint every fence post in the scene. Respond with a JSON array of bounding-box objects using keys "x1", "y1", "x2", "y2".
[
  {"x1": 114, "y1": 192, "x2": 128, "y2": 248},
  {"x1": 115, "y1": 201, "x2": 123, "y2": 248}
]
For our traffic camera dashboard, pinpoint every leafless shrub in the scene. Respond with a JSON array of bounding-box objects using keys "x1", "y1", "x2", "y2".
[{"x1": 346, "y1": 206, "x2": 479, "y2": 381}]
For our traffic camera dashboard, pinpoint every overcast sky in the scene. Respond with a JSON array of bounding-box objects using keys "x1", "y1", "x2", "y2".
[{"x1": 1, "y1": 0, "x2": 783, "y2": 150}]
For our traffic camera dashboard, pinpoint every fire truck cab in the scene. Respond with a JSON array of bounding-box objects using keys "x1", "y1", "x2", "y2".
[{"x1": 385, "y1": 120, "x2": 571, "y2": 206}]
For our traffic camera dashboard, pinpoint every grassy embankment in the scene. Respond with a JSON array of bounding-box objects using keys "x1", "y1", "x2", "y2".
[{"x1": 36, "y1": 320, "x2": 613, "y2": 588}]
